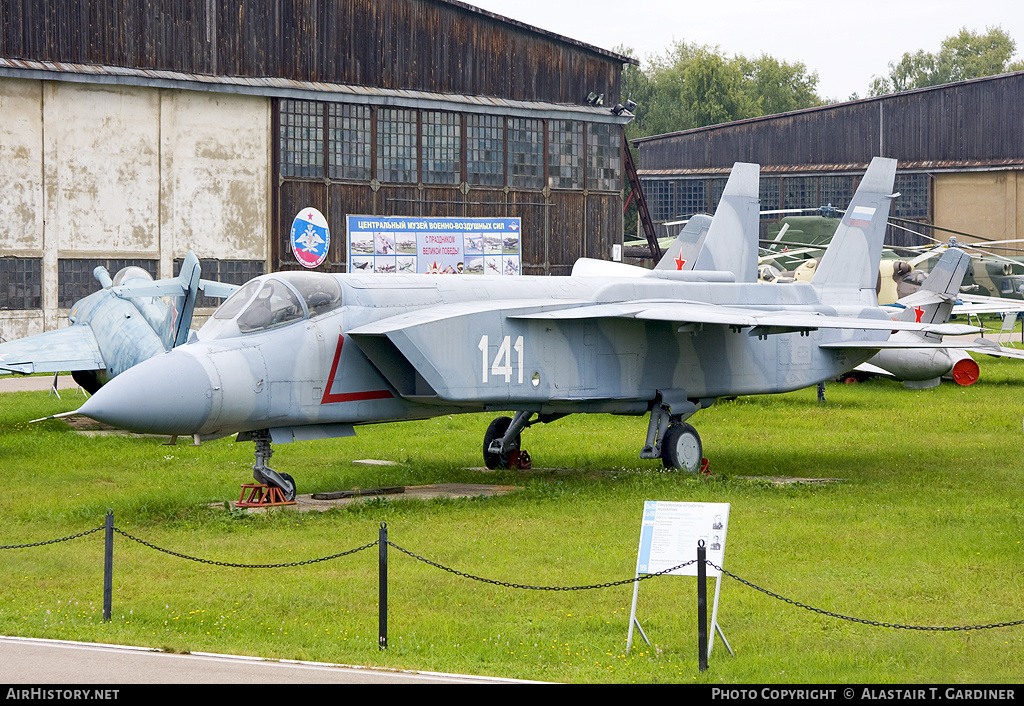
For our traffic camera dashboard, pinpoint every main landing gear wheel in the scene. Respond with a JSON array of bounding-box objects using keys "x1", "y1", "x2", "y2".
[
  {"x1": 661, "y1": 423, "x2": 703, "y2": 473},
  {"x1": 483, "y1": 416, "x2": 521, "y2": 470}
]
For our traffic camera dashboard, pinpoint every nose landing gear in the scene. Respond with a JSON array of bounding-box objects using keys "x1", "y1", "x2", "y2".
[{"x1": 250, "y1": 429, "x2": 296, "y2": 501}]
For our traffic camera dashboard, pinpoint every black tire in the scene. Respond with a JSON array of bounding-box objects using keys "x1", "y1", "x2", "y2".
[
  {"x1": 483, "y1": 416, "x2": 520, "y2": 470},
  {"x1": 277, "y1": 472, "x2": 296, "y2": 501},
  {"x1": 661, "y1": 423, "x2": 703, "y2": 472}
]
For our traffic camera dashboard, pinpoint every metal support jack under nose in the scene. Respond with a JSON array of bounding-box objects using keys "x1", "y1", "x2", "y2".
[{"x1": 250, "y1": 429, "x2": 296, "y2": 502}]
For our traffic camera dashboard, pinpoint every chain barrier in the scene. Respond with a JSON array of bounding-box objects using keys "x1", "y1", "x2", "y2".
[
  {"x1": 112, "y1": 527, "x2": 378, "y2": 569},
  {"x1": 709, "y1": 560, "x2": 1024, "y2": 632},
  {"x1": 386, "y1": 539, "x2": 695, "y2": 590},
  {"x1": 3, "y1": 521, "x2": 1022, "y2": 632},
  {"x1": 0, "y1": 525, "x2": 104, "y2": 550}
]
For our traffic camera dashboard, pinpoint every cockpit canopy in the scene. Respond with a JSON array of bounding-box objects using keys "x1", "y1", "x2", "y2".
[{"x1": 201, "y1": 272, "x2": 343, "y2": 339}]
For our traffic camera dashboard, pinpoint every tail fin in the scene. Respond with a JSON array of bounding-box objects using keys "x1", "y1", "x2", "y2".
[
  {"x1": 170, "y1": 251, "x2": 201, "y2": 347},
  {"x1": 691, "y1": 162, "x2": 760, "y2": 282},
  {"x1": 812, "y1": 157, "x2": 898, "y2": 295},
  {"x1": 654, "y1": 214, "x2": 713, "y2": 271},
  {"x1": 112, "y1": 251, "x2": 203, "y2": 349},
  {"x1": 893, "y1": 247, "x2": 971, "y2": 325}
]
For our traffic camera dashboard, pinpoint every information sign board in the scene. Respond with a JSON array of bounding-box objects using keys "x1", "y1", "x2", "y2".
[{"x1": 346, "y1": 215, "x2": 521, "y2": 275}]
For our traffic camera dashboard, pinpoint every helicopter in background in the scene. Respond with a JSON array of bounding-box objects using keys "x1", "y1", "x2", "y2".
[{"x1": 757, "y1": 209, "x2": 1024, "y2": 306}]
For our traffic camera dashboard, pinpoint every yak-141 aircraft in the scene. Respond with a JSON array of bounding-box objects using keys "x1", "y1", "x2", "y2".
[{"x1": 70, "y1": 157, "x2": 978, "y2": 500}]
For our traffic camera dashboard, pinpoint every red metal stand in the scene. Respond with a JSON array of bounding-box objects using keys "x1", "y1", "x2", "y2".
[{"x1": 236, "y1": 483, "x2": 296, "y2": 507}]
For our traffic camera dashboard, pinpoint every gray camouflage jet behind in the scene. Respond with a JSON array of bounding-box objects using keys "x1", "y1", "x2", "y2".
[
  {"x1": 846, "y1": 246, "x2": 1024, "y2": 387},
  {"x1": 71, "y1": 158, "x2": 976, "y2": 500},
  {"x1": 0, "y1": 252, "x2": 237, "y2": 392}
]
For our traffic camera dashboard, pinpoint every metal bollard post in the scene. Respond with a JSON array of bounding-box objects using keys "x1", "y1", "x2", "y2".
[
  {"x1": 103, "y1": 510, "x2": 113, "y2": 622},
  {"x1": 379, "y1": 522, "x2": 388, "y2": 650},
  {"x1": 697, "y1": 539, "x2": 707, "y2": 672}
]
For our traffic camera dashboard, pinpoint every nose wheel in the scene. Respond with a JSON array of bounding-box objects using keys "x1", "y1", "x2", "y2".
[{"x1": 251, "y1": 430, "x2": 296, "y2": 501}]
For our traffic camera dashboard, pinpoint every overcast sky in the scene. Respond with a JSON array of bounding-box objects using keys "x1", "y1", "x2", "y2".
[{"x1": 464, "y1": 0, "x2": 1024, "y2": 101}]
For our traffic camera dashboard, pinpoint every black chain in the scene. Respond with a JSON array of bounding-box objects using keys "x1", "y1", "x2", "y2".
[
  {"x1": 386, "y1": 539, "x2": 694, "y2": 590},
  {"x1": 0, "y1": 525, "x2": 104, "y2": 549},
  {"x1": 113, "y1": 527, "x2": 378, "y2": 569},
  {"x1": 5, "y1": 524, "x2": 1022, "y2": 631},
  {"x1": 710, "y1": 560, "x2": 1024, "y2": 632}
]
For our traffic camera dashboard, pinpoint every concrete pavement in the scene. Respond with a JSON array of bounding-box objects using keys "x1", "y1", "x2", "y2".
[{"x1": 0, "y1": 636, "x2": 539, "y2": 684}]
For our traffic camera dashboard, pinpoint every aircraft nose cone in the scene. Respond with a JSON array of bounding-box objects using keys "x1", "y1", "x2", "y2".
[{"x1": 77, "y1": 351, "x2": 213, "y2": 435}]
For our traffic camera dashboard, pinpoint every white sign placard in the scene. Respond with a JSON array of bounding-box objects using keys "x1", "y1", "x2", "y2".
[
  {"x1": 346, "y1": 215, "x2": 521, "y2": 275},
  {"x1": 635, "y1": 501, "x2": 729, "y2": 577},
  {"x1": 627, "y1": 500, "x2": 733, "y2": 657}
]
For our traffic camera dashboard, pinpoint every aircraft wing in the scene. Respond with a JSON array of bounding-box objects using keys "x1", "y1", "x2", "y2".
[
  {"x1": 112, "y1": 277, "x2": 239, "y2": 299},
  {"x1": 964, "y1": 338, "x2": 1024, "y2": 360},
  {"x1": 0, "y1": 325, "x2": 105, "y2": 375},
  {"x1": 952, "y1": 294, "x2": 1024, "y2": 316},
  {"x1": 513, "y1": 301, "x2": 978, "y2": 336}
]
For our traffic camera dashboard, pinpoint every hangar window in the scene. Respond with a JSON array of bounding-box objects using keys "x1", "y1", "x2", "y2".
[
  {"x1": 280, "y1": 100, "x2": 324, "y2": 179},
  {"x1": 377, "y1": 108, "x2": 418, "y2": 183},
  {"x1": 676, "y1": 179, "x2": 707, "y2": 219},
  {"x1": 587, "y1": 123, "x2": 621, "y2": 192},
  {"x1": 58, "y1": 259, "x2": 158, "y2": 308},
  {"x1": 548, "y1": 120, "x2": 583, "y2": 190},
  {"x1": 644, "y1": 179, "x2": 676, "y2": 222},
  {"x1": 468, "y1": 114, "x2": 504, "y2": 187},
  {"x1": 708, "y1": 178, "x2": 727, "y2": 213},
  {"x1": 328, "y1": 104, "x2": 371, "y2": 181},
  {"x1": 507, "y1": 118, "x2": 544, "y2": 189},
  {"x1": 421, "y1": 111, "x2": 461, "y2": 184},
  {"x1": 0, "y1": 257, "x2": 42, "y2": 310},
  {"x1": 783, "y1": 176, "x2": 819, "y2": 211},
  {"x1": 820, "y1": 176, "x2": 854, "y2": 210},
  {"x1": 759, "y1": 178, "x2": 781, "y2": 220},
  {"x1": 893, "y1": 173, "x2": 930, "y2": 220}
]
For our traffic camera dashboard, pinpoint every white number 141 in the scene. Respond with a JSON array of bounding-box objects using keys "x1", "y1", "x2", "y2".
[{"x1": 478, "y1": 335, "x2": 524, "y2": 384}]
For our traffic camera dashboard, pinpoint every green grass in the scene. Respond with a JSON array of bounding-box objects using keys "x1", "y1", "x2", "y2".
[{"x1": 2, "y1": 359, "x2": 1024, "y2": 683}]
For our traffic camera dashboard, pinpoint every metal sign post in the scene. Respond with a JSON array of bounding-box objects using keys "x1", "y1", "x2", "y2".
[{"x1": 627, "y1": 501, "x2": 734, "y2": 661}]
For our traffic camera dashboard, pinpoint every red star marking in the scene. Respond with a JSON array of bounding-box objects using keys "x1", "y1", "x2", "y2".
[
  {"x1": 675, "y1": 254, "x2": 687, "y2": 270},
  {"x1": 306, "y1": 212, "x2": 315, "y2": 221},
  {"x1": 914, "y1": 306, "x2": 925, "y2": 323}
]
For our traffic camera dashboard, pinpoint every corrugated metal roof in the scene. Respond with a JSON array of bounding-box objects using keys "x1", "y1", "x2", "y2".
[
  {"x1": 0, "y1": 57, "x2": 634, "y2": 124},
  {"x1": 632, "y1": 70, "x2": 1024, "y2": 145}
]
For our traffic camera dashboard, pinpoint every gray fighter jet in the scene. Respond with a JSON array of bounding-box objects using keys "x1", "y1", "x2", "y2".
[
  {"x1": 72, "y1": 158, "x2": 976, "y2": 500},
  {"x1": 846, "y1": 246, "x2": 1024, "y2": 388},
  {"x1": 0, "y1": 253, "x2": 237, "y2": 392}
]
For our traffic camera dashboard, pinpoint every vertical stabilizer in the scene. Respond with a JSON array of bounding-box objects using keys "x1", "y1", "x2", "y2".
[
  {"x1": 691, "y1": 162, "x2": 761, "y2": 282},
  {"x1": 893, "y1": 247, "x2": 971, "y2": 325},
  {"x1": 812, "y1": 157, "x2": 898, "y2": 294},
  {"x1": 653, "y1": 214, "x2": 713, "y2": 271},
  {"x1": 172, "y1": 252, "x2": 201, "y2": 347}
]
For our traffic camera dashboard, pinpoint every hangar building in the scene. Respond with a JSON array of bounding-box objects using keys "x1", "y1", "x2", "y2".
[
  {"x1": 0, "y1": 0, "x2": 635, "y2": 338},
  {"x1": 633, "y1": 71, "x2": 1024, "y2": 257}
]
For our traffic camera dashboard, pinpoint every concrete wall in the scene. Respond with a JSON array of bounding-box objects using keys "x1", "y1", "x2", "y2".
[
  {"x1": 934, "y1": 171, "x2": 1023, "y2": 245},
  {"x1": 0, "y1": 79, "x2": 270, "y2": 338}
]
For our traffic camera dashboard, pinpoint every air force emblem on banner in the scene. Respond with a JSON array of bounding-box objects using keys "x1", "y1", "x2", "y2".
[{"x1": 291, "y1": 207, "x2": 330, "y2": 268}]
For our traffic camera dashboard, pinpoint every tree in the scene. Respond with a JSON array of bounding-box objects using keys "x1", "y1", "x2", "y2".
[
  {"x1": 619, "y1": 41, "x2": 823, "y2": 140},
  {"x1": 870, "y1": 26, "x2": 1024, "y2": 95}
]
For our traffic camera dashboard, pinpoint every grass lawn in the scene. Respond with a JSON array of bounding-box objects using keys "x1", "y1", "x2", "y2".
[{"x1": 1, "y1": 356, "x2": 1023, "y2": 683}]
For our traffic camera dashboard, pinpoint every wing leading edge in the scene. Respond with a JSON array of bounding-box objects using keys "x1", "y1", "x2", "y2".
[{"x1": 0, "y1": 325, "x2": 105, "y2": 375}]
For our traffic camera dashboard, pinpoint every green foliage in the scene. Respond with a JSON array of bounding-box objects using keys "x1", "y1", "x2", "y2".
[
  {"x1": 2, "y1": 361, "x2": 1024, "y2": 683},
  {"x1": 619, "y1": 41, "x2": 823, "y2": 140},
  {"x1": 870, "y1": 26, "x2": 1024, "y2": 95}
]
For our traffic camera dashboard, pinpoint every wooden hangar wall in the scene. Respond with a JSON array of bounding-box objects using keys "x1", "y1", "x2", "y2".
[
  {"x1": 0, "y1": 0, "x2": 634, "y2": 336},
  {"x1": 633, "y1": 72, "x2": 1024, "y2": 250}
]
